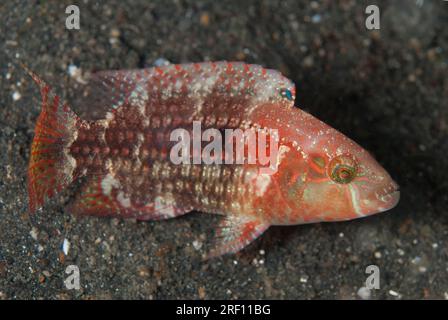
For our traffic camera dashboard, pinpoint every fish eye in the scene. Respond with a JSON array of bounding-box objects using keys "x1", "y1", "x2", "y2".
[
  {"x1": 328, "y1": 155, "x2": 358, "y2": 184},
  {"x1": 331, "y1": 164, "x2": 356, "y2": 184},
  {"x1": 280, "y1": 88, "x2": 293, "y2": 101}
]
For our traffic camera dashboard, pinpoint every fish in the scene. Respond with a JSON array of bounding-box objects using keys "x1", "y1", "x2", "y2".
[{"x1": 25, "y1": 61, "x2": 400, "y2": 258}]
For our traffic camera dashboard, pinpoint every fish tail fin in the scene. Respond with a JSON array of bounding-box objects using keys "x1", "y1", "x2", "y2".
[{"x1": 23, "y1": 64, "x2": 82, "y2": 213}]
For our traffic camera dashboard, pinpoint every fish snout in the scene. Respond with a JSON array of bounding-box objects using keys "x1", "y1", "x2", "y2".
[{"x1": 372, "y1": 180, "x2": 400, "y2": 213}]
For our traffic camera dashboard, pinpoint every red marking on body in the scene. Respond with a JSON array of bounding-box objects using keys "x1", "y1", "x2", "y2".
[
  {"x1": 193, "y1": 63, "x2": 201, "y2": 71},
  {"x1": 154, "y1": 67, "x2": 163, "y2": 76},
  {"x1": 121, "y1": 148, "x2": 130, "y2": 156},
  {"x1": 241, "y1": 221, "x2": 256, "y2": 239},
  {"x1": 243, "y1": 64, "x2": 250, "y2": 73},
  {"x1": 226, "y1": 62, "x2": 233, "y2": 75},
  {"x1": 309, "y1": 160, "x2": 326, "y2": 175}
]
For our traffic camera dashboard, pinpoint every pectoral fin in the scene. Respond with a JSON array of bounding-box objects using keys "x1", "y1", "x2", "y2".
[{"x1": 206, "y1": 215, "x2": 269, "y2": 259}]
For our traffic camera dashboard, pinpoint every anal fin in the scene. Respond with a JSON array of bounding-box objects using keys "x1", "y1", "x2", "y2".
[
  {"x1": 68, "y1": 175, "x2": 191, "y2": 220},
  {"x1": 206, "y1": 215, "x2": 269, "y2": 259},
  {"x1": 67, "y1": 175, "x2": 123, "y2": 218}
]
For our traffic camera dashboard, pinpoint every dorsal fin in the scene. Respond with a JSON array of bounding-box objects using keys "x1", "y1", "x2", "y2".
[{"x1": 70, "y1": 62, "x2": 296, "y2": 121}]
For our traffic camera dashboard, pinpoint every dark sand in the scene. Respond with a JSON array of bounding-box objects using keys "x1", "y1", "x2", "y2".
[{"x1": 0, "y1": 0, "x2": 447, "y2": 299}]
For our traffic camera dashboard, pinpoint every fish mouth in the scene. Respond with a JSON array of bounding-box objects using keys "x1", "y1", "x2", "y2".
[
  {"x1": 375, "y1": 185, "x2": 400, "y2": 212},
  {"x1": 375, "y1": 180, "x2": 399, "y2": 198}
]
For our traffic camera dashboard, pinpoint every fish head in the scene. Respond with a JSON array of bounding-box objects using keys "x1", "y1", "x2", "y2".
[{"x1": 268, "y1": 109, "x2": 400, "y2": 223}]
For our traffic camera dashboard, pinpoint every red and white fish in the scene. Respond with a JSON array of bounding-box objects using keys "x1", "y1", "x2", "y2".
[{"x1": 25, "y1": 61, "x2": 399, "y2": 258}]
